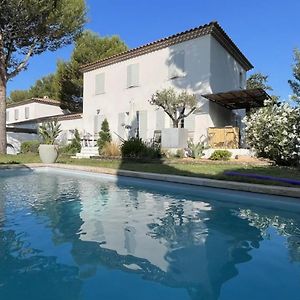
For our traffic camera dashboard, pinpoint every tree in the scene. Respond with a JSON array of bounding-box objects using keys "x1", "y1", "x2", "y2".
[
  {"x1": 97, "y1": 118, "x2": 112, "y2": 153},
  {"x1": 246, "y1": 73, "x2": 273, "y2": 90},
  {"x1": 7, "y1": 90, "x2": 32, "y2": 103},
  {"x1": 149, "y1": 88, "x2": 198, "y2": 128},
  {"x1": 0, "y1": 0, "x2": 86, "y2": 154},
  {"x1": 56, "y1": 31, "x2": 128, "y2": 109},
  {"x1": 288, "y1": 48, "x2": 300, "y2": 104},
  {"x1": 30, "y1": 74, "x2": 58, "y2": 99}
]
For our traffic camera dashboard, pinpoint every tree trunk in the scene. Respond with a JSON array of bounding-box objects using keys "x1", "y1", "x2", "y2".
[
  {"x1": 0, "y1": 77, "x2": 7, "y2": 154},
  {"x1": 172, "y1": 119, "x2": 179, "y2": 128}
]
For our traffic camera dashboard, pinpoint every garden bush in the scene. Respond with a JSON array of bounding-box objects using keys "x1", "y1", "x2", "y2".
[
  {"x1": 20, "y1": 140, "x2": 40, "y2": 154},
  {"x1": 244, "y1": 101, "x2": 300, "y2": 166},
  {"x1": 210, "y1": 149, "x2": 232, "y2": 161},
  {"x1": 121, "y1": 137, "x2": 161, "y2": 159},
  {"x1": 101, "y1": 142, "x2": 120, "y2": 157},
  {"x1": 175, "y1": 149, "x2": 185, "y2": 158},
  {"x1": 60, "y1": 129, "x2": 81, "y2": 155}
]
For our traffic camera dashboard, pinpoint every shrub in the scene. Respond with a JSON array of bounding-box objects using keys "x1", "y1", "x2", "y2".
[
  {"x1": 101, "y1": 142, "x2": 120, "y2": 157},
  {"x1": 121, "y1": 137, "x2": 161, "y2": 159},
  {"x1": 97, "y1": 118, "x2": 112, "y2": 153},
  {"x1": 210, "y1": 150, "x2": 232, "y2": 161},
  {"x1": 20, "y1": 140, "x2": 40, "y2": 154},
  {"x1": 60, "y1": 129, "x2": 81, "y2": 155},
  {"x1": 39, "y1": 120, "x2": 62, "y2": 145},
  {"x1": 187, "y1": 140, "x2": 205, "y2": 159},
  {"x1": 244, "y1": 102, "x2": 300, "y2": 166},
  {"x1": 175, "y1": 149, "x2": 185, "y2": 158}
]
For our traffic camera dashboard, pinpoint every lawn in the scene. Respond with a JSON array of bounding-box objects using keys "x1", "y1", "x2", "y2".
[{"x1": 0, "y1": 153, "x2": 300, "y2": 187}]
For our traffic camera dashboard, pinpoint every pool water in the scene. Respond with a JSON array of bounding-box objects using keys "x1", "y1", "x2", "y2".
[{"x1": 0, "y1": 168, "x2": 300, "y2": 300}]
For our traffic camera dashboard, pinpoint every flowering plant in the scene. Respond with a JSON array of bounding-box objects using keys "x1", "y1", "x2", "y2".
[{"x1": 243, "y1": 100, "x2": 300, "y2": 166}]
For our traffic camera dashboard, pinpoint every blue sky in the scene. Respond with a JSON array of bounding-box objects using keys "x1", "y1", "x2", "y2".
[{"x1": 7, "y1": 0, "x2": 300, "y2": 99}]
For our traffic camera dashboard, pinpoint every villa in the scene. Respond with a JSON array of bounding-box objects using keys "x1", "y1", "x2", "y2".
[{"x1": 6, "y1": 21, "x2": 269, "y2": 156}]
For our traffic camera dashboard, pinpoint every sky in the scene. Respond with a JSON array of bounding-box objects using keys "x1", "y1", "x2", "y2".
[{"x1": 7, "y1": 0, "x2": 300, "y2": 99}]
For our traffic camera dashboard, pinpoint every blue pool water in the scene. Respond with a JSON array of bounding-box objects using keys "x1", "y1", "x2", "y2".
[{"x1": 0, "y1": 168, "x2": 300, "y2": 300}]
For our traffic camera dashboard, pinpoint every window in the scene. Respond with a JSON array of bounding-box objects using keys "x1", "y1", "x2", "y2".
[
  {"x1": 25, "y1": 107, "x2": 30, "y2": 119},
  {"x1": 127, "y1": 64, "x2": 139, "y2": 88},
  {"x1": 14, "y1": 109, "x2": 19, "y2": 121},
  {"x1": 6, "y1": 111, "x2": 9, "y2": 122},
  {"x1": 95, "y1": 73, "x2": 105, "y2": 95},
  {"x1": 169, "y1": 50, "x2": 185, "y2": 79}
]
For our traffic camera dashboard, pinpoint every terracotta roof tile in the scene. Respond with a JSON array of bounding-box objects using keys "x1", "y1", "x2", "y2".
[{"x1": 81, "y1": 21, "x2": 253, "y2": 72}]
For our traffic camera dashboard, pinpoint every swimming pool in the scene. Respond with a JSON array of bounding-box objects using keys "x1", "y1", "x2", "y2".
[{"x1": 0, "y1": 168, "x2": 299, "y2": 300}]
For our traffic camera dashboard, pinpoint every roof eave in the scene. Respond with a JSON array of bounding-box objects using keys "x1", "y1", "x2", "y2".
[{"x1": 80, "y1": 21, "x2": 253, "y2": 73}]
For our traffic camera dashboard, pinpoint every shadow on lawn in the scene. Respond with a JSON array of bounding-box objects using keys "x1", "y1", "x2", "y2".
[{"x1": 116, "y1": 156, "x2": 300, "y2": 188}]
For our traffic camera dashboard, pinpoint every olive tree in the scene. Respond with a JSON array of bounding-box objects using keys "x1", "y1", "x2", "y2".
[
  {"x1": 0, "y1": 0, "x2": 86, "y2": 153},
  {"x1": 149, "y1": 88, "x2": 198, "y2": 128}
]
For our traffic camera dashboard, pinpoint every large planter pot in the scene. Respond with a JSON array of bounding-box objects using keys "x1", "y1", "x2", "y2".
[{"x1": 38, "y1": 144, "x2": 59, "y2": 164}]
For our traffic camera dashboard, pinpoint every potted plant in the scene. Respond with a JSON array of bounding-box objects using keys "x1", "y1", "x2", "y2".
[{"x1": 38, "y1": 120, "x2": 62, "y2": 163}]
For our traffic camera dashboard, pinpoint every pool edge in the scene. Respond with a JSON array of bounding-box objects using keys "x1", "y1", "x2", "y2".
[{"x1": 1, "y1": 163, "x2": 299, "y2": 199}]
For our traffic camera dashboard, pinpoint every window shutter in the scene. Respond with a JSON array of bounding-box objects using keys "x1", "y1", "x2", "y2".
[
  {"x1": 95, "y1": 73, "x2": 105, "y2": 95},
  {"x1": 169, "y1": 50, "x2": 185, "y2": 79},
  {"x1": 94, "y1": 115, "x2": 105, "y2": 134},
  {"x1": 184, "y1": 113, "x2": 195, "y2": 132},
  {"x1": 127, "y1": 64, "x2": 139, "y2": 88},
  {"x1": 14, "y1": 109, "x2": 19, "y2": 120},
  {"x1": 118, "y1": 113, "x2": 126, "y2": 139},
  {"x1": 139, "y1": 110, "x2": 148, "y2": 140},
  {"x1": 25, "y1": 107, "x2": 29, "y2": 119},
  {"x1": 6, "y1": 111, "x2": 9, "y2": 122},
  {"x1": 156, "y1": 109, "x2": 165, "y2": 130}
]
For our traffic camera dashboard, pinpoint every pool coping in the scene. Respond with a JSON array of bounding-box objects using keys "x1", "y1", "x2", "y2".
[{"x1": 1, "y1": 163, "x2": 299, "y2": 199}]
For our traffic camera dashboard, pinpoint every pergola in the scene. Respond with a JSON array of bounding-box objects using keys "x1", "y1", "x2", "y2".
[{"x1": 202, "y1": 88, "x2": 271, "y2": 110}]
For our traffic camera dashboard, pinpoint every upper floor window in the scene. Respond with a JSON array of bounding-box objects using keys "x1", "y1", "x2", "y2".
[
  {"x1": 95, "y1": 73, "x2": 105, "y2": 95},
  {"x1": 25, "y1": 107, "x2": 30, "y2": 119},
  {"x1": 14, "y1": 109, "x2": 19, "y2": 121},
  {"x1": 168, "y1": 50, "x2": 185, "y2": 79},
  {"x1": 127, "y1": 63, "x2": 139, "y2": 88}
]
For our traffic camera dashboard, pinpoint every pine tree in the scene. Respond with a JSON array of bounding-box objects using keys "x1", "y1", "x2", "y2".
[{"x1": 97, "y1": 119, "x2": 112, "y2": 153}]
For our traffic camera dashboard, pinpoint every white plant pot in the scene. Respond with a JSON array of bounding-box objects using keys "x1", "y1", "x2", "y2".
[{"x1": 38, "y1": 144, "x2": 59, "y2": 164}]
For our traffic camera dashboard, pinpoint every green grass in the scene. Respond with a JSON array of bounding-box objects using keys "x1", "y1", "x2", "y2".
[{"x1": 0, "y1": 153, "x2": 300, "y2": 187}]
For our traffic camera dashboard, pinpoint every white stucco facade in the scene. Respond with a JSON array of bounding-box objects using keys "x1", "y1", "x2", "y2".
[
  {"x1": 82, "y1": 33, "x2": 248, "y2": 145},
  {"x1": 6, "y1": 99, "x2": 65, "y2": 125},
  {"x1": 6, "y1": 22, "x2": 253, "y2": 154}
]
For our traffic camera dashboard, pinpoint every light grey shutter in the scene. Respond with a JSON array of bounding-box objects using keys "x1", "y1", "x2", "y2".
[
  {"x1": 14, "y1": 109, "x2": 19, "y2": 120},
  {"x1": 184, "y1": 113, "x2": 195, "y2": 132},
  {"x1": 94, "y1": 115, "x2": 105, "y2": 134},
  {"x1": 95, "y1": 73, "x2": 105, "y2": 95},
  {"x1": 169, "y1": 50, "x2": 185, "y2": 79},
  {"x1": 25, "y1": 107, "x2": 29, "y2": 119},
  {"x1": 139, "y1": 110, "x2": 147, "y2": 140},
  {"x1": 6, "y1": 111, "x2": 9, "y2": 122},
  {"x1": 127, "y1": 64, "x2": 139, "y2": 87},
  {"x1": 118, "y1": 113, "x2": 126, "y2": 139},
  {"x1": 156, "y1": 109, "x2": 165, "y2": 130}
]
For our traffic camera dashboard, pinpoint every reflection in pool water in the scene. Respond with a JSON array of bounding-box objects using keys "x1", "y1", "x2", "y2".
[{"x1": 0, "y1": 170, "x2": 299, "y2": 300}]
